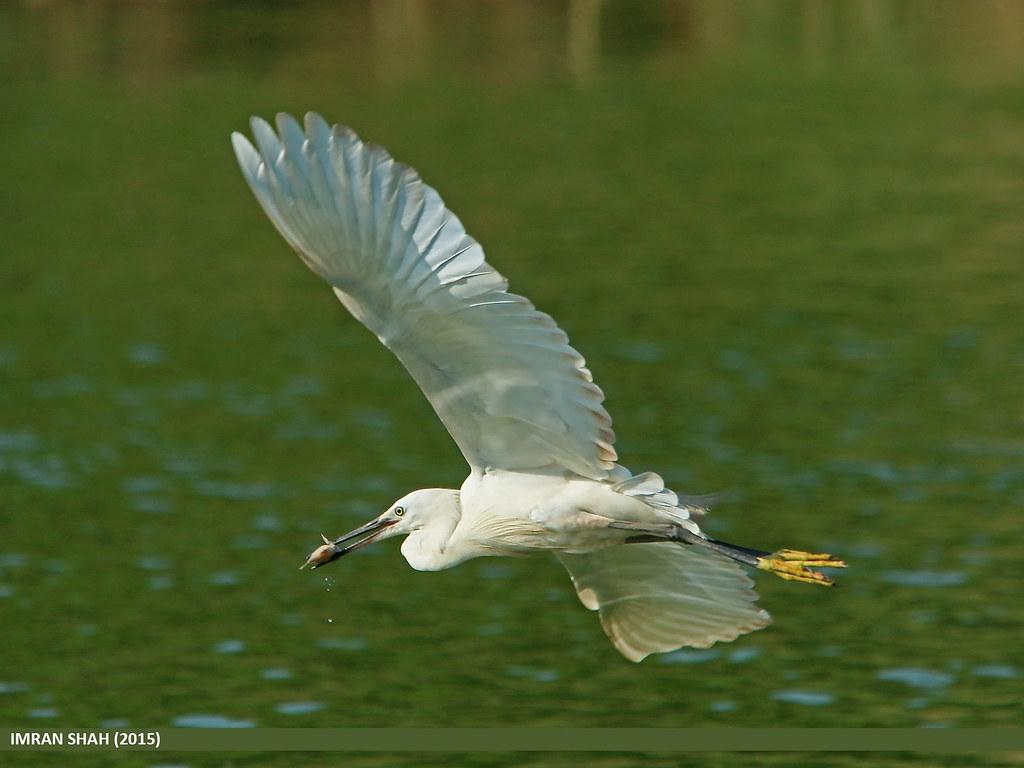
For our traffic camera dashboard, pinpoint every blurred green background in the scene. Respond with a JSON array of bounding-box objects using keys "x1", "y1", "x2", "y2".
[{"x1": 1, "y1": 0, "x2": 1022, "y2": 761}]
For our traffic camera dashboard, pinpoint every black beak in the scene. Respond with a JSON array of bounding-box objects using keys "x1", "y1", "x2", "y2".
[{"x1": 301, "y1": 517, "x2": 398, "y2": 570}]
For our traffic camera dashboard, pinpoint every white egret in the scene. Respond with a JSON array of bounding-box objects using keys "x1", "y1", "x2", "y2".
[{"x1": 232, "y1": 113, "x2": 845, "y2": 662}]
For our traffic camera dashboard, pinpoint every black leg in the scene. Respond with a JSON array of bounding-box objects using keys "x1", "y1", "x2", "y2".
[
  {"x1": 613, "y1": 521, "x2": 763, "y2": 568},
  {"x1": 611, "y1": 521, "x2": 704, "y2": 546}
]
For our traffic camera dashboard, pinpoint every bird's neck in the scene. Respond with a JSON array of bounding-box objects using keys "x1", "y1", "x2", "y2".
[{"x1": 400, "y1": 491, "x2": 463, "y2": 571}]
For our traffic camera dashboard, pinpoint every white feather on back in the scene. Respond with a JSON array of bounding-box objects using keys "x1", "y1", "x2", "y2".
[{"x1": 233, "y1": 113, "x2": 617, "y2": 479}]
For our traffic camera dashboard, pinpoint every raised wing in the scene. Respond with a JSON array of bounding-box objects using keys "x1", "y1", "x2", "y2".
[
  {"x1": 232, "y1": 113, "x2": 616, "y2": 479},
  {"x1": 558, "y1": 543, "x2": 770, "y2": 662}
]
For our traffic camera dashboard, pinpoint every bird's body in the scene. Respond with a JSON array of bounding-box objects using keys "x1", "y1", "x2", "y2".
[
  {"x1": 397, "y1": 469, "x2": 696, "y2": 570},
  {"x1": 232, "y1": 113, "x2": 844, "y2": 662}
]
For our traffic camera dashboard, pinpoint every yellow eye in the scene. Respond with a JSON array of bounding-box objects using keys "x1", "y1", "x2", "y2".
[{"x1": 394, "y1": 507, "x2": 405, "y2": 517}]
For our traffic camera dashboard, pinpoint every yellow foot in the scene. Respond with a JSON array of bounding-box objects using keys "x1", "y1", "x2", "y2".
[{"x1": 756, "y1": 549, "x2": 847, "y2": 586}]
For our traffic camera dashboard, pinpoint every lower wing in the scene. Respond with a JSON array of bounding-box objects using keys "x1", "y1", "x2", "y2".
[{"x1": 558, "y1": 542, "x2": 771, "y2": 662}]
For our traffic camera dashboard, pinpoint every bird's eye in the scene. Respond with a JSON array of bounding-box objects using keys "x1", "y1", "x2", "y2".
[{"x1": 394, "y1": 507, "x2": 405, "y2": 517}]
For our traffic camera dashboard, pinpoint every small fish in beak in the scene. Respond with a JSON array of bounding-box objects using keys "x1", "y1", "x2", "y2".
[
  {"x1": 300, "y1": 516, "x2": 399, "y2": 570},
  {"x1": 300, "y1": 534, "x2": 338, "y2": 570}
]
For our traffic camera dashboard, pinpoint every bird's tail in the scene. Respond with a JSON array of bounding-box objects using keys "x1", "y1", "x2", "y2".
[{"x1": 702, "y1": 537, "x2": 846, "y2": 586}]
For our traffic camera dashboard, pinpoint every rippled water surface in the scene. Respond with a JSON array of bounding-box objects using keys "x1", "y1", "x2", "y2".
[{"x1": 2, "y1": 1, "x2": 1023, "y2": 762}]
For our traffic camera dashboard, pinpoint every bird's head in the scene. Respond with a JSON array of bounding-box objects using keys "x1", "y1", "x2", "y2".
[{"x1": 301, "y1": 488, "x2": 458, "y2": 569}]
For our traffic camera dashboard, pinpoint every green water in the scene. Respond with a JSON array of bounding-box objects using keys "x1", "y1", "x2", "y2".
[{"x1": 2, "y1": 1, "x2": 1023, "y2": 765}]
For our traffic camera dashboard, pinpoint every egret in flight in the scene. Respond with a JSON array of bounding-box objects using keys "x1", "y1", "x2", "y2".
[{"x1": 232, "y1": 113, "x2": 844, "y2": 662}]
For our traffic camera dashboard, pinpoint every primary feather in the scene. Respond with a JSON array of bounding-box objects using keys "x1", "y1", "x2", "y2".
[{"x1": 232, "y1": 113, "x2": 616, "y2": 479}]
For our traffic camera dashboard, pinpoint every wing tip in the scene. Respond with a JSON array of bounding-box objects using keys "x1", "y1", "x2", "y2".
[
  {"x1": 249, "y1": 114, "x2": 272, "y2": 135},
  {"x1": 275, "y1": 111, "x2": 303, "y2": 140},
  {"x1": 231, "y1": 131, "x2": 261, "y2": 177},
  {"x1": 304, "y1": 111, "x2": 329, "y2": 130},
  {"x1": 249, "y1": 115, "x2": 282, "y2": 161},
  {"x1": 275, "y1": 110, "x2": 298, "y2": 124}
]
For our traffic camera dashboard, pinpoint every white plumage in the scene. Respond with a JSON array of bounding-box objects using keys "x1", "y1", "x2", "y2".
[
  {"x1": 558, "y1": 544, "x2": 767, "y2": 662},
  {"x1": 232, "y1": 113, "x2": 613, "y2": 480},
  {"x1": 232, "y1": 113, "x2": 841, "y2": 662}
]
